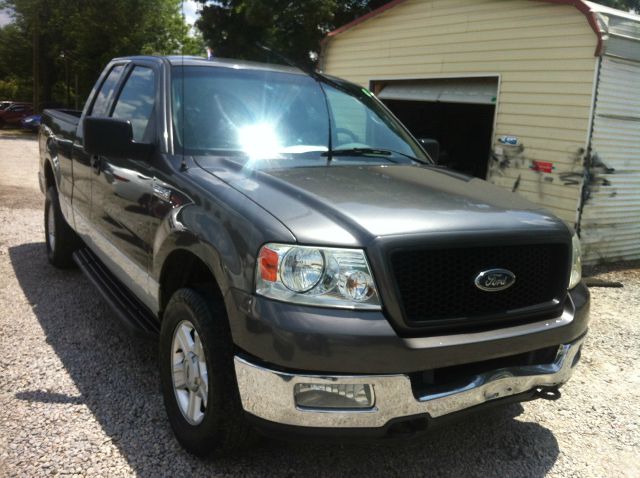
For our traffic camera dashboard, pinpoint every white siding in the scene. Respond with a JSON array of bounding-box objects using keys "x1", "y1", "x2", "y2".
[
  {"x1": 322, "y1": 0, "x2": 598, "y2": 225},
  {"x1": 581, "y1": 56, "x2": 640, "y2": 263}
]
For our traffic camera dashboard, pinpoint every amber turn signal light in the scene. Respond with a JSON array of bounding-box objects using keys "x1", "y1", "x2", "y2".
[{"x1": 258, "y1": 246, "x2": 279, "y2": 282}]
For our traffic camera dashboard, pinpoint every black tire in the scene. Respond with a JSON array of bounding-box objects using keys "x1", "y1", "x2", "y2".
[
  {"x1": 44, "y1": 186, "x2": 79, "y2": 268},
  {"x1": 159, "y1": 288, "x2": 254, "y2": 456}
]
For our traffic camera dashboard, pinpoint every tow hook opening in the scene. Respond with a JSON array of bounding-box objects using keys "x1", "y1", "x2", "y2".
[{"x1": 535, "y1": 387, "x2": 561, "y2": 401}]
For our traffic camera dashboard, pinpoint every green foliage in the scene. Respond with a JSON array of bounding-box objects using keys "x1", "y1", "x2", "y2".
[
  {"x1": 181, "y1": 28, "x2": 207, "y2": 57},
  {"x1": 0, "y1": 23, "x2": 31, "y2": 85},
  {"x1": 196, "y1": 0, "x2": 388, "y2": 68},
  {"x1": 0, "y1": 78, "x2": 18, "y2": 99},
  {"x1": 0, "y1": 0, "x2": 197, "y2": 108}
]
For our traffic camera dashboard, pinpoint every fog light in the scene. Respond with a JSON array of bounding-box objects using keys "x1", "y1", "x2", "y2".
[{"x1": 294, "y1": 383, "x2": 374, "y2": 409}]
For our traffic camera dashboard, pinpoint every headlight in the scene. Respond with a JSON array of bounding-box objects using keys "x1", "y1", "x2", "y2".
[
  {"x1": 256, "y1": 243, "x2": 381, "y2": 309},
  {"x1": 281, "y1": 248, "x2": 324, "y2": 292},
  {"x1": 569, "y1": 233, "x2": 582, "y2": 289}
]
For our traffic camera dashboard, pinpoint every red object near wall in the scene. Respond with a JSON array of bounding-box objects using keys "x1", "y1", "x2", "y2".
[{"x1": 531, "y1": 161, "x2": 554, "y2": 173}]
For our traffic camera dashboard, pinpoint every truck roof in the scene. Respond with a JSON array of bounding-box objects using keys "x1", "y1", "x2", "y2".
[{"x1": 111, "y1": 55, "x2": 306, "y2": 76}]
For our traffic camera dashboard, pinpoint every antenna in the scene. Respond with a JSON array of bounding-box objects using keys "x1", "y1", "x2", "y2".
[{"x1": 255, "y1": 42, "x2": 318, "y2": 78}]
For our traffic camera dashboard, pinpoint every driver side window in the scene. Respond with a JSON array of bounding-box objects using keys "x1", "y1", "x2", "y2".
[
  {"x1": 91, "y1": 65, "x2": 124, "y2": 117},
  {"x1": 111, "y1": 66, "x2": 156, "y2": 142}
]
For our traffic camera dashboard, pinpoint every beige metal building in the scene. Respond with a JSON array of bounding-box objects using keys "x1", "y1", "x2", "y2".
[{"x1": 321, "y1": 0, "x2": 640, "y2": 264}]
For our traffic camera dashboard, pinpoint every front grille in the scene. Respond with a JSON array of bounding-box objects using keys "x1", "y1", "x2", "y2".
[{"x1": 390, "y1": 243, "x2": 568, "y2": 327}]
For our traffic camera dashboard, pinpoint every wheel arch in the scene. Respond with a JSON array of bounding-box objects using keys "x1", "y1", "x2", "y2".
[
  {"x1": 152, "y1": 201, "x2": 259, "y2": 317},
  {"x1": 43, "y1": 158, "x2": 56, "y2": 192},
  {"x1": 39, "y1": 124, "x2": 60, "y2": 192},
  {"x1": 157, "y1": 245, "x2": 226, "y2": 318}
]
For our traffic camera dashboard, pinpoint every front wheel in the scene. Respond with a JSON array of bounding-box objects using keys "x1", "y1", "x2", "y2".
[{"x1": 159, "y1": 288, "x2": 254, "y2": 456}]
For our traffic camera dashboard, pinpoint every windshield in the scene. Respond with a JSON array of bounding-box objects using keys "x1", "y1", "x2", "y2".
[{"x1": 171, "y1": 66, "x2": 428, "y2": 165}]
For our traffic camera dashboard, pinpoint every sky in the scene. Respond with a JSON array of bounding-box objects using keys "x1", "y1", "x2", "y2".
[
  {"x1": 0, "y1": 9, "x2": 11, "y2": 27},
  {"x1": 182, "y1": 0, "x2": 200, "y2": 26}
]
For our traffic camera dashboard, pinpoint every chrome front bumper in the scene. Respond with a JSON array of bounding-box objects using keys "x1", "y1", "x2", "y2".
[{"x1": 234, "y1": 336, "x2": 584, "y2": 428}]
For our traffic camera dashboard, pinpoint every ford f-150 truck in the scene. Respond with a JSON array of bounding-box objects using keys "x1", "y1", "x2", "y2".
[{"x1": 39, "y1": 55, "x2": 589, "y2": 456}]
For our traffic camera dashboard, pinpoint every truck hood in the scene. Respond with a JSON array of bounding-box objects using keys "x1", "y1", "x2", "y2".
[{"x1": 196, "y1": 159, "x2": 569, "y2": 247}]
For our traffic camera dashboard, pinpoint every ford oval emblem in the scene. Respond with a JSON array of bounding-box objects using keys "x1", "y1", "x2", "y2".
[{"x1": 474, "y1": 269, "x2": 516, "y2": 292}]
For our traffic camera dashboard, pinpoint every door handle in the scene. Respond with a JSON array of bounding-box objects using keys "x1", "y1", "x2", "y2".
[{"x1": 91, "y1": 155, "x2": 101, "y2": 175}]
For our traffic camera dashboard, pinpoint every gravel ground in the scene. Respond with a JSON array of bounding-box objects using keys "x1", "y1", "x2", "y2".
[{"x1": 0, "y1": 131, "x2": 638, "y2": 477}]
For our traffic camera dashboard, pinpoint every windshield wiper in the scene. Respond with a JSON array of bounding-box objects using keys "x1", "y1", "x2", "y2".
[{"x1": 321, "y1": 148, "x2": 421, "y2": 163}]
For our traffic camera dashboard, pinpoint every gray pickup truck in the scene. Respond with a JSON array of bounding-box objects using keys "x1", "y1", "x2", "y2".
[{"x1": 39, "y1": 55, "x2": 589, "y2": 456}]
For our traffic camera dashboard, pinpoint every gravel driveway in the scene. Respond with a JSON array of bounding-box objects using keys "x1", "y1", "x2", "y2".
[{"x1": 0, "y1": 132, "x2": 638, "y2": 477}]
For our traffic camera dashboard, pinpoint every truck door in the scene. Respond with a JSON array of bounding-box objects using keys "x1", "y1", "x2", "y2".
[
  {"x1": 89, "y1": 63, "x2": 158, "y2": 310},
  {"x1": 73, "y1": 64, "x2": 125, "y2": 238}
]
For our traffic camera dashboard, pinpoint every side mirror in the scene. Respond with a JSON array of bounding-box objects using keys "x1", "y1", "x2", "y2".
[
  {"x1": 418, "y1": 138, "x2": 440, "y2": 164},
  {"x1": 84, "y1": 117, "x2": 153, "y2": 160}
]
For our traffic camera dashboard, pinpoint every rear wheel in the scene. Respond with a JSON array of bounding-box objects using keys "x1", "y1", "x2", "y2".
[
  {"x1": 44, "y1": 186, "x2": 78, "y2": 268},
  {"x1": 159, "y1": 288, "x2": 254, "y2": 456}
]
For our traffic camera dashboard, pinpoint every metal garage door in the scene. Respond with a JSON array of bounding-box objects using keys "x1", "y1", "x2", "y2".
[
  {"x1": 581, "y1": 56, "x2": 640, "y2": 263},
  {"x1": 377, "y1": 77, "x2": 498, "y2": 105}
]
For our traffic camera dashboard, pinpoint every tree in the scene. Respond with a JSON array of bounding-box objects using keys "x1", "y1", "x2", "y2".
[
  {"x1": 195, "y1": 0, "x2": 388, "y2": 68},
  {"x1": 180, "y1": 28, "x2": 207, "y2": 57},
  {"x1": 0, "y1": 0, "x2": 196, "y2": 109},
  {"x1": 0, "y1": 23, "x2": 31, "y2": 100}
]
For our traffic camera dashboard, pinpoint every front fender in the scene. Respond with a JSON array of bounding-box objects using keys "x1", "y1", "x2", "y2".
[
  {"x1": 152, "y1": 198, "x2": 295, "y2": 300},
  {"x1": 153, "y1": 205, "x2": 235, "y2": 297},
  {"x1": 151, "y1": 163, "x2": 296, "y2": 323}
]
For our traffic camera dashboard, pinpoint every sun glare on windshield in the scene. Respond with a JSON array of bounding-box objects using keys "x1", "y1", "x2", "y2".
[{"x1": 237, "y1": 122, "x2": 282, "y2": 160}]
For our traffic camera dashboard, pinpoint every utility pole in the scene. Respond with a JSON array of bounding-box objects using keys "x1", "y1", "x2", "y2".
[
  {"x1": 62, "y1": 52, "x2": 70, "y2": 108},
  {"x1": 60, "y1": 50, "x2": 82, "y2": 110},
  {"x1": 32, "y1": 13, "x2": 40, "y2": 111},
  {"x1": 74, "y1": 73, "x2": 79, "y2": 110}
]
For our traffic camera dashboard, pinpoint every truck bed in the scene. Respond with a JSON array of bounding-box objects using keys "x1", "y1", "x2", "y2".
[
  {"x1": 42, "y1": 109, "x2": 81, "y2": 140},
  {"x1": 44, "y1": 108, "x2": 82, "y2": 121}
]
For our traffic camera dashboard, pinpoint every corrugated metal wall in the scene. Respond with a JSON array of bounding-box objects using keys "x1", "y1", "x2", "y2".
[
  {"x1": 581, "y1": 56, "x2": 640, "y2": 263},
  {"x1": 322, "y1": 0, "x2": 598, "y2": 225}
]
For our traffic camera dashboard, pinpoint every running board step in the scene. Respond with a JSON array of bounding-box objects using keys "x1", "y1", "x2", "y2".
[{"x1": 73, "y1": 248, "x2": 159, "y2": 337}]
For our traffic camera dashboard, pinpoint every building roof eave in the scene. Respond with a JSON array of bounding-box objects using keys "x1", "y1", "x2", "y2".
[
  {"x1": 322, "y1": 0, "x2": 617, "y2": 57},
  {"x1": 538, "y1": 0, "x2": 606, "y2": 56}
]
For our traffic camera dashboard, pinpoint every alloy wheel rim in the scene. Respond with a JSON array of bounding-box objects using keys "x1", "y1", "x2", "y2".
[
  {"x1": 47, "y1": 205, "x2": 56, "y2": 251},
  {"x1": 171, "y1": 320, "x2": 209, "y2": 425}
]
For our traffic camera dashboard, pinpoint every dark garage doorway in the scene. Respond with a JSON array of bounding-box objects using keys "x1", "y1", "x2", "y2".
[{"x1": 373, "y1": 77, "x2": 498, "y2": 179}]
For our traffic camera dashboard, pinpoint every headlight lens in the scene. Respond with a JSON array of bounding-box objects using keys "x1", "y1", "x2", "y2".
[
  {"x1": 256, "y1": 243, "x2": 380, "y2": 309},
  {"x1": 569, "y1": 233, "x2": 582, "y2": 289},
  {"x1": 281, "y1": 248, "x2": 324, "y2": 292}
]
